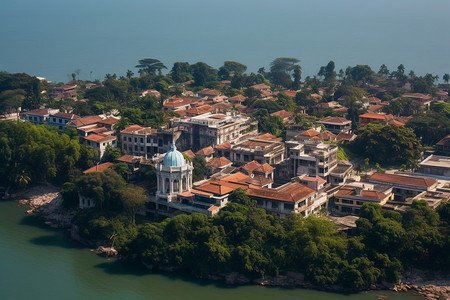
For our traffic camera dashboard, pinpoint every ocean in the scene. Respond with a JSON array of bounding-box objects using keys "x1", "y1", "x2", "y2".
[{"x1": 1, "y1": 0, "x2": 449, "y2": 83}]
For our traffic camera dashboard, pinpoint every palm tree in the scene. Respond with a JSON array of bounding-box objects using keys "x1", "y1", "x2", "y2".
[{"x1": 443, "y1": 73, "x2": 450, "y2": 84}]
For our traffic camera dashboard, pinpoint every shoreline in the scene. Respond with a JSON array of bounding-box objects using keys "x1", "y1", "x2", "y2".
[{"x1": 13, "y1": 185, "x2": 450, "y2": 299}]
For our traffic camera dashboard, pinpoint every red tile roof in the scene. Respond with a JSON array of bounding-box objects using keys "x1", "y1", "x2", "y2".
[
  {"x1": 318, "y1": 116, "x2": 351, "y2": 125},
  {"x1": 98, "y1": 117, "x2": 118, "y2": 125},
  {"x1": 50, "y1": 112, "x2": 80, "y2": 119},
  {"x1": 361, "y1": 190, "x2": 388, "y2": 200},
  {"x1": 271, "y1": 110, "x2": 293, "y2": 119},
  {"x1": 368, "y1": 172, "x2": 437, "y2": 188},
  {"x1": 83, "y1": 162, "x2": 114, "y2": 174},
  {"x1": 206, "y1": 157, "x2": 232, "y2": 168},
  {"x1": 196, "y1": 146, "x2": 214, "y2": 156},
  {"x1": 240, "y1": 140, "x2": 271, "y2": 147},
  {"x1": 22, "y1": 109, "x2": 50, "y2": 116},
  {"x1": 84, "y1": 133, "x2": 116, "y2": 143},
  {"x1": 229, "y1": 94, "x2": 246, "y2": 102},
  {"x1": 240, "y1": 160, "x2": 274, "y2": 174},
  {"x1": 251, "y1": 83, "x2": 271, "y2": 90},
  {"x1": 254, "y1": 133, "x2": 276, "y2": 141},
  {"x1": 299, "y1": 129, "x2": 320, "y2": 137},
  {"x1": 216, "y1": 142, "x2": 231, "y2": 150},
  {"x1": 198, "y1": 89, "x2": 222, "y2": 96},
  {"x1": 247, "y1": 182, "x2": 314, "y2": 203},
  {"x1": 121, "y1": 124, "x2": 144, "y2": 134},
  {"x1": 182, "y1": 150, "x2": 196, "y2": 159},
  {"x1": 69, "y1": 115, "x2": 103, "y2": 127}
]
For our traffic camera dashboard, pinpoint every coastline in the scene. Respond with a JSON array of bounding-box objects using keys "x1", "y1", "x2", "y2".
[{"x1": 14, "y1": 185, "x2": 450, "y2": 299}]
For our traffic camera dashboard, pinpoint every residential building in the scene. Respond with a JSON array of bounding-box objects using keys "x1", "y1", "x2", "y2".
[
  {"x1": 20, "y1": 108, "x2": 59, "y2": 125},
  {"x1": 418, "y1": 155, "x2": 450, "y2": 178},
  {"x1": 287, "y1": 141, "x2": 338, "y2": 179},
  {"x1": 359, "y1": 113, "x2": 405, "y2": 126},
  {"x1": 238, "y1": 160, "x2": 275, "y2": 181},
  {"x1": 121, "y1": 125, "x2": 158, "y2": 159},
  {"x1": 367, "y1": 172, "x2": 437, "y2": 201},
  {"x1": 195, "y1": 146, "x2": 214, "y2": 161},
  {"x1": 206, "y1": 157, "x2": 233, "y2": 176},
  {"x1": 52, "y1": 84, "x2": 77, "y2": 100},
  {"x1": 270, "y1": 110, "x2": 294, "y2": 124},
  {"x1": 173, "y1": 112, "x2": 257, "y2": 151},
  {"x1": 48, "y1": 112, "x2": 80, "y2": 130},
  {"x1": 216, "y1": 133, "x2": 285, "y2": 165},
  {"x1": 333, "y1": 182, "x2": 393, "y2": 215},
  {"x1": 83, "y1": 133, "x2": 117, "y2": 158},
  {"x1": 247, "y1": 182, "x2": 327, "y2": 217},
  {"x1": 436, "y1": 134, "x2": 450, "y2": 155},
  {"x1": 317, "y1": 117, "x2": 352, "y2": 134}
]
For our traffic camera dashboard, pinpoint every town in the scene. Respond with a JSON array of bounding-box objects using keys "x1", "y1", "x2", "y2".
[{"x1": 0, "y1": 59, "x2": 449, "y2": 294}]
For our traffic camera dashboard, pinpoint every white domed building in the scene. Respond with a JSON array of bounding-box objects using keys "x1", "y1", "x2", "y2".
[{"x1": 155, "y1": 145, "x2": 193, "y2": 207}]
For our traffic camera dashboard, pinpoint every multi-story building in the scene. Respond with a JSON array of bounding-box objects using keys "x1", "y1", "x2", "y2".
[
  {"x1": 333, "y1": 182, "x2": 393, "y2": 215},
  {"x1": 20, "y1": 108, "x2": 59, "y2": 125},
  {"x1": 287, "y1": 140, "x2": 338, "y2": 179},
  {"x1": 172, "y1": 112, "x2": 257, "y2": 151},
  {"x1": 418, "y1": 155, "x2": 450, "y2": 178},
  {"x1": 215, "y1": 133, "x2": 285, "y2": 166},
  {"x1": 48, "y1": 112, "x2": 80, "y2": 130},
  {"x1": 247, "y1": 181, "x2": 327, "y2": 217},
  {"x1": 120, "y1": 125, "x2": 181, "y2": 159},
  {"x1": 83, "y1": 133, "x2": 117, "y2": 158},
  {"x1": 367, "y1": 172, "x2": 437, "y2": 201},
  {"x1": 317, "y1": 116, "x2": 352, "y2": 134}
]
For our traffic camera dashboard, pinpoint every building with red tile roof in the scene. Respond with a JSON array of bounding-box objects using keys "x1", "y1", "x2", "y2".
[
  {"x1": 334, "y1": 182, "x2": 393, "y2": 215},
  {"x1": 83, "y1": 162, "x2": 114, "y2": 174},
  {"x1": 317, "y1": 116, "x2": 352, "y2": 134},
  {"x1": 367, "y1": 172, "x2": 437, "y2": 201},
  {"x1": 359, "y1": 113, "x2": 405, "y2": 126}
]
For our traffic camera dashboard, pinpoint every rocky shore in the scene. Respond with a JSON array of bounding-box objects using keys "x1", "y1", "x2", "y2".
[
  {"x1": 14, "y1": 184, "x2": 75, "y2": 229},
  {"x1": 392, "y1": 270, "x2": 450, "y2": 299}
]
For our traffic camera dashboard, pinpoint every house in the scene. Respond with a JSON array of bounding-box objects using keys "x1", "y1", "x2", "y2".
[
  {"x1": 270, "y1": 110, "x2": 294, "y2": 124},
  {"x1": 67, "y1": 115, "x2": 104, "y2": 136},
  {"x1": 367, "y1": 172, "x2": 437, "y2": 201},
  {"x1": 52, "y1": 84, "x2": 77, "y2": 100},
  {"x1": 287, "y1": 141, "x2": 338, "y2": 179},
  {"x1": 239, "y1": 160, "x2": 275, "y2": 181},
  {"x1": 418, "y1": 155, "x2": 450, "y2": 178},
  {"x1": 195, "y1": 146, "x2": 214, "y2": 161},
  {"x1": 217, "y1": 133, "x2": 285, "y2": 165},
  {"x1": 333, "y1": 182, "x2": 393, "y2": 215},
  {"x1": 436, "y1": 134, "x2": 450, "y2": 155},
  {"x1": 435, "y1": 90, "x2": 448, "y2": 101},
  {"x1": 337, "y1": 132, "x2": 357, "y2": 142},
  {"x1": 163, "y1": 97, "x2": 198, "y2": 111},
  {"x1": 359, "y1": 113, "x2": 405, "y2": 126},
  {"x1": 197, "y1": 89, "x2": 222, "y2": 100},
  {"x1": 182, "y1": 150, "x2": 196, "y2": 160},
  {"x1": 206, "y1": 157, "x2": 233, "y2": 175},
  {"x1": 120, "y1": 125, "x2": 158, "y2": 159},
  {"x1": 229, "y1": 94, "x2": 246, "y2": 104},
  {"x1": 83, "y1": 133, "x2": 117, "y2": 158},
  {"x1": 140, "y1": 89, "x2": 161, "y2": 99},
  {"x1": 294, "y1": 175, "x2": 327, "y2": 192},
  {"x1": 247, "y1": 182, "x2": 327, "y2": 217},
  {"x1": 402, "y1": 93, "x2": 433, "y2": 106},
  {"x1": 172, "y1": 112, "x2": 257, "y2": 151},
  {"x1": 317, "y1": 117, "x2": 352, "y2": 134},
  {"x1": 82, "y1": 162, "x2": 114, "y2": 174},
  {"x1": 20, "y1": 108, "x2": 59, "y2": 125},
  {"x1": 48, "y1": 112, "x2": 80, "y2": 130},
  {"x1": 250, "y1": 83, "x2": 271, "y2": 91}
]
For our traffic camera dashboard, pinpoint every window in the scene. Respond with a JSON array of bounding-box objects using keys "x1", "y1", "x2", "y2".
[
  {"x1": 134, "y1": 137, "x2": 137, "y2": 143},
  {"x1": 140, "y1": 138, "x2": 144, "y2": 143},
  {"x1": 271, "y1": 202, "x2": 278, "y2": 209},
  {"x1": 128, "y1": 137, "x2": 131, "y2": 142}
]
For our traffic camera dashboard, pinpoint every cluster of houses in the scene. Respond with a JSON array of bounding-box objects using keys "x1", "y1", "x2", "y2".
[{"x1": 17, "y1": 80, "x2": 450, "y2": 224}]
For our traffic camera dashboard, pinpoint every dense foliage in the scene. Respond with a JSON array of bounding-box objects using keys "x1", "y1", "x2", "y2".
[
  {"x1": 0, "y1": 121, "x2": 95, "y2": 188},
  {"x1": 77, "y1": 190, "x2": 448, "y2": 289},
  {"x1": 351, "y1": 124, "x2": 422, "y2": 169}
]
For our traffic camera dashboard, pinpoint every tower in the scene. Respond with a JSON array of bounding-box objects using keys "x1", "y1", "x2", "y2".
[{"x1": 155, "y1": 145, "x2": 193, "y2": 203}]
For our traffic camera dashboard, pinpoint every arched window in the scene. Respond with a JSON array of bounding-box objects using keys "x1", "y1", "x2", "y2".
[
  {"x1": 173, "y1": 179, "x2": 179, "y2": 192},
  {"x1": 165, "y1": 178, "x2": 170, "y2": 193}
]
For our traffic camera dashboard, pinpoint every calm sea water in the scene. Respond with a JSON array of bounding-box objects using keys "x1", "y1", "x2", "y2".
[
  {"x1": 0, "y1": 200, "x2": 421, "y2": 300},
  {"x1": 1, "y1": 0, "x2": 449, "y2": 83}
]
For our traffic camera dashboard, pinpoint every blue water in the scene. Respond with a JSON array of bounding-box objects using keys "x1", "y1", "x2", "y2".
[
  {"x1": 1, "y1": 0, "x2": 449, "y2": 83},
  {"x1": 0, "y1": 200, "x2": 421, "y2": 300}
]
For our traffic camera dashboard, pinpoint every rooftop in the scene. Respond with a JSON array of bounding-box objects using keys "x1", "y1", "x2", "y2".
[
  {"x1": 83, "y1": 162, "x2": 114, "y2": 174},
  {"x1": 368, "y1": 172, "x2": 437, "y2": 188}
]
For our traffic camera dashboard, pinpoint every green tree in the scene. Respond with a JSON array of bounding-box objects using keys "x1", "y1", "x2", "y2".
[
  {"x1": 192, "y1": 155, "x2": 207, "y2": 182},
  {"x1": 218, "y1": 61, "x2": 247, "y2": 79},
  {"x1": 378, "y1": 64, "x2": 390, "y2": 77},
  {"x1": 352, "y1": 124, "x2": 422, "y2": 165},
  {"x1": 443, "y1": 73, "x2": 450, "y2": 84},
  {"x1": 121, "y1": 185, "x2": 147, "y2": 225},
  {"x1": 191, "y1": 62, "x2": 218, "y2": 87},
  {"x1": 170, "y1": 62, "x2": 192, "y2": 83},
  {"x1": 268, "y1": 57, "x2": 301, "y2": 88},
  {"x1": 135, "y1": 58, "x2": 167, "y2": 76}
]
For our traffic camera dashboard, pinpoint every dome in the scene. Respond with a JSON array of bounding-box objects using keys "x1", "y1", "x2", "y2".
[{"x1": 163, "y1": 145, "x2": 185, "y2": 167}]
